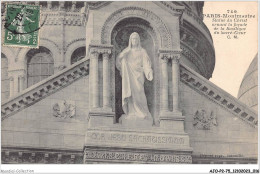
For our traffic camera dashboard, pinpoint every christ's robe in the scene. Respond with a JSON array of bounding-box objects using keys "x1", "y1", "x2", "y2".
[{"x1": 117, "y1": 48, "x2": 153, "y2": 119}]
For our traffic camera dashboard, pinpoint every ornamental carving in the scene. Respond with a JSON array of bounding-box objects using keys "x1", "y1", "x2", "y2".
[
  {"x1": 101, "y1": 6, "x2": 172, "y2": 48},
  {"x1": 2, "y1": 151, "x2": 83, "y2": 164},
  {"x1": 53, "y1": 100, "x2": 76, "y2": 119},
  {"x1": 84, "y1": 150, "x2": 192, "y2": 163},
  {"x1": 193, "y1": 109, "x2": 217, "y2": 130}
]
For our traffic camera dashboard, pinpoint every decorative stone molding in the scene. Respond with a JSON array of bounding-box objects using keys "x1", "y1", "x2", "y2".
[
  {"x1": 65, "y1": 38, "x2": 86, "y2": 52},
  {"x1": 155, "y1": 1, "x2": 185, "y2": 17},
  {"x1": 41, "y1": 12, "x2": 83, "y2": 26},
  {"x1": 180, "y1": 24, "x2": 215, "y2": 78},
  {"x1": 159, "y1": 49, "x2": 182, "y2": 61},
  {"x1": 192, "y1": 155, "x2": 257, "y2": 164},
  {"x1": 193, "y1": 109, "x2": 217, "y2": 130},
  {"x1": 180, "y1": 64, "x2": 258, "y2": 128},
  {"x1": 101, "y1": 6, "x2": 172, "y2": 48},
  {"x1": 180, "y1": 44, "x2": 207, "y2": 78},
  {"x1": 53, "y1": 100, "x2": 76, "y2": 119},
  {"x1": 1, "y1": 58, "x2": 89, "y2": 120},
  {"x1": 84, "y1": 148, "x2": 192, "y2": 164},
  {"x1": 88, "y1": 43, "x2": 113, "y2": 55},
  {"x1": 1, "y1": 148, "x2": 83, "y2": 164},
  {"x1": 40, "y1": 38, "x2": 61, "y2": 53}
]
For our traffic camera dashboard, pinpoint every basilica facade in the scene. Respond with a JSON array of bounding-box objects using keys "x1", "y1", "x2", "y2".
[{"x1": 1, "y1": 1, "x2": 258, "y2": 164}]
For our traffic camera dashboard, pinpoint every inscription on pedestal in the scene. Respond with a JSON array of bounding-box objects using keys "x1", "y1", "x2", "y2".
[
  {"x1": 86, "y1": 132, "x2": 185, "y2": 145},
  {"x1": 84, "y1": 150, "x2": 192, "y2": 163}
]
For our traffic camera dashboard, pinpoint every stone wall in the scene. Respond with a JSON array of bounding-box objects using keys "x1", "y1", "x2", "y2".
[
  {"x1": 180, "y1": 81, "x2": 258, "y2": 158},
  {"x1": 2, "y1": 75, "x2": 89, "y2": 151}
]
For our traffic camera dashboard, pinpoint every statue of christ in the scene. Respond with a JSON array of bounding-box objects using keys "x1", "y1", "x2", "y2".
[{"x1": 116, "y1": 32, "x2": 153, "y2": 120}]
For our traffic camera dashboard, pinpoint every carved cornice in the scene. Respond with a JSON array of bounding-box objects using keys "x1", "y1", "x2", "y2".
[
  {"x1": 155, "y1": 1, "x2": 184, "y2": 17},
  {"x1": 1, "y1": 58, "x2": 89, "y2": 120},
  {"x1": 180, "y1": 64, "x2": 258, "y2": 128},
  {"x1": 2, "y1": 147, "x2": 83, "y2": 164},
  {"x1": 156, "y1": 1, "x2": 211, "y2": 42},
  {"x1": 41, "y1": 12, "x2": 83, "y2": 26}
]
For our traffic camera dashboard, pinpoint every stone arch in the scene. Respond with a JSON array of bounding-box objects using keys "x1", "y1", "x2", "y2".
[
  {"x1": 26, "y1": 46, "x2": 54, "y2": 87},
  {"x1": 101, "y1": 6, "x2": 172, "y2": 49},
  {"x1": 18, "y1": 38, "x2": 60, "y2": 67},
  {"x1": 65, "y1": 38, "x2": 86, "y2": 65},
  {"x1": 1, "y1": 47, "x2": 15, "y2": 66}
]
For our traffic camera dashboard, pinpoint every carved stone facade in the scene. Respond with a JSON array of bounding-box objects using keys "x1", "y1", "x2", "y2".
[
  {"x1": 193, "y1": 109, "x2": 217, "y2": 130},
  {"x1": 1, "y1": 1, "x2": 257, "y2": 165},
  {"x1": 1, "y1": 1, "x2": 87, "y2": 103}
]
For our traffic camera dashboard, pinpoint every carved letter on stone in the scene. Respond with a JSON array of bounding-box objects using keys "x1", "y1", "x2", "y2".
[
  {"x1": 53, "y1": 100, "x2": 76, "y2": 119},
  {"x1": 193, "y1": 109, "x2": 217, "y2": 130}
]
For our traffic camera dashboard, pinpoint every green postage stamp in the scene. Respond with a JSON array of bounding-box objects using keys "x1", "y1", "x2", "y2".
[{"x1": 3, "y1": 4, "x2": 40, "y2": 48}]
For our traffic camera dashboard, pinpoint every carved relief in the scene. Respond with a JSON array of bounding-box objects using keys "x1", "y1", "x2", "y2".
[
  {"x1": 84, "y1": 150, "x2": 192, "y2": 163},
  {"x1": 193, "y1": 109, "x2": 217, "y2": 130},
  {"x1": 53, "y1": 100, "x2": 76, "y2": 119},
  {"x1": 101, "y1": 6, "x2": 172, "y2": 48},
  {"x1": 2, "y1": 151, "x2": 83, "y2": 164}
]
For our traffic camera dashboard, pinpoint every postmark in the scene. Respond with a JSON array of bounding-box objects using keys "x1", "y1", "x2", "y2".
[{"x1": 3, "y1": 4, "x2": 40, "y2": 48}]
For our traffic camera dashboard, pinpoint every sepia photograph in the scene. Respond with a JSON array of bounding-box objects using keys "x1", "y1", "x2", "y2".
[{"x1": 0, "y1": 0, "x2": 258, "y2": 173}]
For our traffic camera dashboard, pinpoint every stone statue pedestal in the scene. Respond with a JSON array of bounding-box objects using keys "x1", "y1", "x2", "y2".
[
  {"x1": 85, "y1": 111, "x2": 193, "y2": 164},
  {"x1": 159, "y1": 111, "x2": 185, "y2": 133},
  {"x1": 119, "y1": 114, "x2": 153, "y2": 128}
]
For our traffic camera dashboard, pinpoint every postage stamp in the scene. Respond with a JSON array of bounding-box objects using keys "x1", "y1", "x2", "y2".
[{"x1": 3, "y1": 4, "x2": 40, "y2": 48}]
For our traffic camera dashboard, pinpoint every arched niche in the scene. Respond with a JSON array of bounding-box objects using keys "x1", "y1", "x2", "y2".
[
  {"x1": 111, "y1": 17, "x2": 160, "y2": 124},
  {"x1": 26, "y1": 46, "x2": 54, "y2": 87},
  {"x1": 101, "y1": 6, "x2": 172, "y2": 49},
  {"x1": 70, "y1": 46, "x2": 86, "y2": 64}
]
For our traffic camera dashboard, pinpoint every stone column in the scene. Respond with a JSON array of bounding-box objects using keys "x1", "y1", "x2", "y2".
[
  {"x1": 90, "y1": 49, "x2": 99, "y2": 108},
  {"x1": 9, "y1": 77, "x2": 14, "y2": 98},
  {"x1": 13, "y1": 76, "x2": 19, "y2": 96},
  {"x1": 18, "y1": 75, "x2": 24, "y2": 93},
  {"x1": 47, "y1": 1, "x2": 52, "y2": 9},
  {"x1": 172, "y1": 54, "x2": 181, "y2": 111},
  {"x1": 102, "y1": 52, "x2": 111, "y2": 110},
  {"x1": 160, "y1": 54, "x2": 169, "y2": 112}
]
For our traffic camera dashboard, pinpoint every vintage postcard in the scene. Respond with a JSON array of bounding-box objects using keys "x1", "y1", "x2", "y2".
[{"x1": 0, "y1": 1, "x2": 258, "y2": 173}]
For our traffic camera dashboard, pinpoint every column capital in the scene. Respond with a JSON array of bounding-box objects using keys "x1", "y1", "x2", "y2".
[
  {"x1": 102, "y1": 52, "x2": 110, "y2": 60},
  {"x1": 9, "y1": 77, "x2": 14, "y2": 81},
  {"x1": 18, "y1": 75, "x2": 25, "y2": 79},
  {"x1": 159, "y1": 49, "x2": 182, "y2": 63},
  {"x1": 160, "y1": 54, "x2": 170, "y2": 63},
  {"x1": 89, "y1": 43, "x2": 113, "y2": 55}
]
